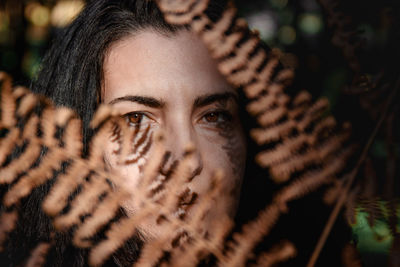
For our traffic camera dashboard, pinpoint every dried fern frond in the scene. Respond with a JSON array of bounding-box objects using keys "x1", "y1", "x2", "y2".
[
  {"x1": 342, "y1": 243, "x2": 362, "y2": 267},
  {"x1": 0, "y1": 73, "x2": 199, "y2": 264},
  {"x1": 158, "y1": 0, "x2": 210, "y2": 25},
  {"x1": 0, "y1": 71, "x2": 246, "y2": 267},
  {"x1": 156, "y1": 1, "x2": 357, "y2": 265},
  {"x1": 0, "y1": 210, "x2": 17, "y2": 251},
  {"x1": 253, "y1": 240, "x2": 297, "y2": 267},
  {"x1": 157, "y1": 0, "x2": 353, "y2": 189},
  {"x1": 26, "y1": 242, "x2": 52, "y2": 267}
]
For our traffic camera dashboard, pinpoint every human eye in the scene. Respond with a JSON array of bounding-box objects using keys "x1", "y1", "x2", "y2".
[
  {"x1": 200, "y1": 109, "x2": 233, "y2": 126},
  {"x1": 122, "y1": 111, "x2": 152, "y2": 127}
]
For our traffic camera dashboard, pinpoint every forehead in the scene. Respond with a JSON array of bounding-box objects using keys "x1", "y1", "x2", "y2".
[{"x1": 102, "y1": 29, "x2": 234, "y2": 103}]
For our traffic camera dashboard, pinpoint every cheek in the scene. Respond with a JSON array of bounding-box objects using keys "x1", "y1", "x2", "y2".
[
  {"x1": 192, "y1": 130, "x2": 246, "y2": 214},
  {"x1": 104, "y1": 143, "x2": 142, "y2": 190},
  {"x1": 103, "y1": 132, "x2": 152, "y2": 197},
  {"x1": 201, "y1": 144, "x2": 244, "y2": 181},
  {"x1": 201, "y1": 125, "x2": 246, "y2": 179}
]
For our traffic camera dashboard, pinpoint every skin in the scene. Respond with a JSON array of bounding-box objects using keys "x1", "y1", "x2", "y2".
[{"x1": 102, "y1": 29, "x2": 246, "y2": 238}]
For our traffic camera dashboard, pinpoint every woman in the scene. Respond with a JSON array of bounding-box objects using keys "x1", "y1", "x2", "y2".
[
  {"x1": 4, "y1": 0, "x2": 256, "y2": 266},
  {"x1": 101, "y1": 29, "x2": 247, "y2": 229}
]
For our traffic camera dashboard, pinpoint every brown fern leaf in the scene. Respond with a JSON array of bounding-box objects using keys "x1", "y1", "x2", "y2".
[
  {"x1": 358, "y1": 198, "x2": 383, "y2": 228},
  {"x1": 343, "y1": 158, "x2": 382, "y2": 229},
  {"x1": 0, "y1": 121, "x2": 41, "y2": 185},
  {"x1": 155, "y1": 1, "x2": 356, "y2": 266},
  {"x1": 53, "y1": 173, "x2": 111, "y2": 230},
  {"x1": 26, "y1": 242, "x2": 52, "y2": 267},
  {"x1": 222, "y1": 204, "x2": 281, "y2": 266},
  {"x1": 0, "y1": 74, "x2": 64, "y2": 249},
  {"x1": 323, "y1": 179, "x2": 343, "y2": 205},
  {"x1": 85, "y1": 135, "x2": 229, "y2": 266},
  {"x1": 253, "y1": 240, "x2": 297, "y2": 267},
  {"x1": 274, "y1": 146, "x2": 353, "y2": 209},
  {"x1": 0, "y1": 210, "x2": 17, "y2": 251},
  {"x1": 341, "y1": 243, "x2": 362, "y2": 267},
  {"x1": 157, "y1": 0, "x2": 352, "y2": 188},
  {"x1": 73, "y1": 187, "x2": 130, "y2": 248},
  {"x1": 171, "y1": 216, "x2": 233, "y2": 267},
  {"x1": 3, "y1": 110, "x2": 82, "y2": 207},
  {"x1": 134, "y1": 169, "x2": 228, "y2": 267},
  {"x1": 0, "y1": 72, "x2": 16, "y2": 128},
  {"x1": 0, "y1": 75, "x2": 165, "y2": 265},
  {"x1": 88, "y1": 210, "x2": 152, "y2": 266},
  {"x1": 0, "y1": 127, "x2": 20, "y2": 167},
  {"x1": 344, "y1": 186, "x2": 359, "y2": 226},
  {"x1": 171, "y1": 238, "x2": 205, "y2": 267},
  {"x1": 157, "y1": 0, "x2": 210, "y2": 25},
  {"x1": 157, "y1": 0, "x2": 198, "y2": 14}
]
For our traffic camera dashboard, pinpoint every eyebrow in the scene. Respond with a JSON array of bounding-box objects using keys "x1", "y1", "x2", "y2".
[
  {"x1": 194, "y1": 92, "x2": 238, "y2": 108},
  {"x1": 108, "y1": 95, "x2": 165, "y2": 108},
  {"x1": 108, "y1": 91, "x2": 238, "y2": 109}
]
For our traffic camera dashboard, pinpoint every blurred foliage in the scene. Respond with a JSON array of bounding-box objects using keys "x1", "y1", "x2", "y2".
[{"x1": 352, "y1": 203, "x2": 400, "y2": 267}]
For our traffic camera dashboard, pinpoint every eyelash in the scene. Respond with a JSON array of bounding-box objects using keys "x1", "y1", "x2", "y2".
[
  {"x1": 123, "y1": 111, "x2": 151, "y2": 127},
  {"x1": 200, "y1": 109, "x2": 233, "y2": 125},
  {"x1": 122, "y1": 109, "x2": 233, "y2": 127}
]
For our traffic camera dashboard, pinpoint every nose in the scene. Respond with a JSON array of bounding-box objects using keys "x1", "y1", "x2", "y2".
[{"x1": 160, "y1": 123, "x2": 203, "y2": 180}]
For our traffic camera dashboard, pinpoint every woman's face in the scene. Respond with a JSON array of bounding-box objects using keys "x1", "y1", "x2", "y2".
[{"x1": 102, "y1": 29, "x2": 246, "y2": 235}]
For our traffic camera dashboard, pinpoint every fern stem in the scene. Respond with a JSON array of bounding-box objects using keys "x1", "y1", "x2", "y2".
[{"x1": 307, "y1": 77, "x2": 400, "y2": 267}]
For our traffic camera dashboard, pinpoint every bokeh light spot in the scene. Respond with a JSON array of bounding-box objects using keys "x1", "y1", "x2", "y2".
[
  {"x1": 25, "y1": 2, "x2": 40, "y2": 21},
  {"x1": 51, "y1": 0, "x2": 85, "y2": 28},
  {"x1": 246, "y1": 11, "x2": 277, "y2": 41},
  {"x1": 299, "y1": 13, "x2": 323, "y2": 35},
  {"x1": 25, "y1": 3, "x2": 50, "y2": 27}
]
